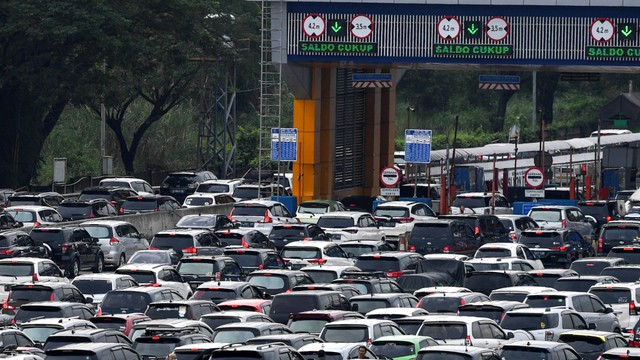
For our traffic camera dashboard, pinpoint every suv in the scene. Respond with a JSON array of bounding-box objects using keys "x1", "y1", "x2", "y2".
[
  {"x1": 44, "y1": 343, "x2": 141, "y2": 360},
  {"x1": 5, "y1": 205, "x2": 63, "y2": 228},
  {"x1": 372, "y1": 201, "x2": 437, "y2": 241},
  {"x1": 56, "y1": 199, "x2": 117, "y2": 221},
  {"x1": 13, "y1": 301, "x2": 95, "y2": 326},
  {"x1": 43, "y1": 328, "x2": 132, "y2": 351},
  {"x1": 558, "y1": 330, "x2": 628, "y2": 360},
  {"x1": 0, "y1": 258, "x2": 67, "y2": 302},
  {"x1": 210, "y1": 343, "x2": 302, "y2": 360},
  {"x1": 133, "y1": 327, "x2": 212, "y2": 360},
  {"x1": 464, "y1": 270, "x2": 538, "y2": 295},
  {"x1": 78, "y1": 186, "x2": 138, "y2": 211},
  {"x1": 578, "y1": 200, "x2": 621, "y2": 233},
  {"x1": 416, "y1": 315, "x2": 525, "y2": 348},
  {"x1": 223, "y1": 248, "x2": 286, "y2": 274},
  {"x1": 589, "y1": 282, "x2": 640, "y2": 331},
  {"x1": 30, "y1": 226, "x2": 104, "y2": 278},
  {"x1": 21, "y1": 317, "x2": 98, "y2": 347},
  {"x1": 144, "y1": 300, "x2": 219, "y2": 320},
  {"x1": 119, "y1": 194, "x2": 181, "y2": 214},
  {"x1": 268, "y1": 290, "x2": 351, "y2": 324},
  {"x1": 316, "y1": 211, "x2": 385, "y2": 242},
  {"x1": 320, "y1": 318, "x2": 405, "y2": 344},
  {"x1": 524, "y1": 291, "x2": 621, "y2": 333},
  {"x1": 195, "y1": 178, "x2": 242, "y2": 195},
  {"x1": 71, "y1": 273, "x2": 139, "y2": 305},
  {"x1": 287, "y1": 310, "x2": 364, "y2": 336},
  {"x1": 7, "y1": 192, "x2": 65, "y2": 208},
  {"x1": 354, "y1": 251, "x2": 424, "y2": 279},
  {"x1": 79, "y1": 220, "x2": 149, "y2": 269},
  {"x1": 268, "y1": 223, "x2": 330, "y2": 251},
  {"x1": 474, "y1": 242, "x2": 544, "y2": 269},
  {"x1": 519, "y1": 228, "x2": 595, "y2": 268},
  {"x1": 175, "y1": 255, "x2": 244, "y2": 289},
  {"x1": 115, "y1": 264, "x2": 192, "y2": 298},
  {"x1": 497, "y1": 214, "x2": 539, "y2": 242},
  {"x1": 439, "y1": 214, "x2": 510, "y2": 243},
  {"x1": 0, "y1": 230, "x2": 48, "y2": 259},
  {"x1": 229, "y1": 200, "x2": 297, "y2": 232},
  {"x1": 281, "y1": 241, "x2": 354, "y2": 269},
  {"x1": 528, "y1": 205, "x2": 596, "y2": 241},
  {"x1": 159, "y1": 170, "x2": 217, "y2": 203},
  {"x1": 598, "y1": 221, "x2": 640, "y2": 256},
  {"x1": 246, "y1": 269, "x2": 314, "y2": 296},
  {"x1": 296, "y1": 200, "x2": 347, "y2": 224},
  {"x1": 191, "y1": 281, "x2": 268, "y2": 304},
  {"x1": 408, "y1": 219, "x2": 478, "y2": 256},
  {"x1": 150, "y1": 229, "x2": 224, "y2": 259},
  {"x1": 451, "y1": 192, "x2": 512, "y2": 215},
  {"x1": 99, "y1": 177, "x2": 154, "y2": 196},
  {"x1": 98, "y1": 286, "x2": 184, "y2": 316},
  {"x1": 3, "y1": 282, "x2": 90, "y2": 316}
]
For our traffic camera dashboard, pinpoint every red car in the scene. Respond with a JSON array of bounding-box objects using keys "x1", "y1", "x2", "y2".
[
  {"x1": 89, "y1": 313, "x2": 151, "y2": 336},
  {"x1": 217, "y1": 299, "x2": 272, "y2": 314}
]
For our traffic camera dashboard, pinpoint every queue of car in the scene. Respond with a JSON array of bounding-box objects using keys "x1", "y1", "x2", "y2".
[{"x1": 3, "y1": 181, "x2": 640, "y2": 359}]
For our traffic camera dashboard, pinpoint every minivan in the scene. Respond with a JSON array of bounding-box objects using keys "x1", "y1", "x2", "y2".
[
  {"x1": 408, "y1": 219, "x2": 478, "y2": 256},
  {"x1": 268, "y1": 290, "x2": 351, "y2": 324}
]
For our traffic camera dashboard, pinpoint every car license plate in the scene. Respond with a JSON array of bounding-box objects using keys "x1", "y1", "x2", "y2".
[
  {"x1": 170, "y1": 189, "x2": 185, "y2": 194},
  {"x1": 241, "y1": 222, "x2": 254, "y2": 227},
  {"x1": 381, "y1": 221, "x2": 396, "y2": 227}
]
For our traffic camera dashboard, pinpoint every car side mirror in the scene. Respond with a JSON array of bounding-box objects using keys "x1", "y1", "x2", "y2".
[
  {"x1": 13, "y1": 222, "x2": 23, "y2": 228},
  {"x1": 588, "y1": 322, "x2": 597, "y2": 330},
  {"x1": 351, "y1": 303, "x2": 359, "y2": 312},
  {"x1": 506, "y1": 331, "x2": 514, "y2": 339},
  {"x1": 604, "y1": 307, "x2": 614, "y2": 314},
  {"x1": 347, "y1": 253, "x2": 355, "y2": 258},
  {"x1": 221, "y1": 241, "x2": 229, "y2": 247}
]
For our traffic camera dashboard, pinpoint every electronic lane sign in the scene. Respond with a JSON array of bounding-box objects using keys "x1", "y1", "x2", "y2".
[
  {"x1": 404, "y1": 129, "x2": 432, "y2": 164},
  {"x1": 465, "y1": 21, "x2": 483, "y2": 40},
  {"x1": 271, "y1": 128, "x2": 298, "y2": 162}
]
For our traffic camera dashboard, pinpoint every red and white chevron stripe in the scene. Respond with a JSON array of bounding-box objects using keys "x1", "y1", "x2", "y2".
[
  {"x1": 479, "y1": 83, "x2": 520, "y2": 90},
  {"x1": 352, "y1": 81, "x2": 392, "y2": 88}
]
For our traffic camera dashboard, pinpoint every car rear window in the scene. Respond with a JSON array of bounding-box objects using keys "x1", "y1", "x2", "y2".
[
  {"x1": 164, "y1": 175, "x2": 196, "y2": 185},
  {"x1": 269, "y1": 227, "x2": 307, "y2": 238},
  {"x1": 247, "y1": 274, "x2": 287, "y2": 290},
  {"x1": 458, "y1": 307, "x2": 504, "y2": 323},
  {"x1": 134, "y1": 337, "x2": 180, "y2": 359},
  {"x1": 0, "y1": 236, "x2": 12, "y2": 247},
  {"x1": 197, "y1": 183, "x2": 230, "y2": 193},
  {"x1": 101, "y1": 292, "x2": 151, "y2": 314},
  {"x1": 145, "y1": 304, "x2": 192, "y2": 319},
  {"x1": 559, "y1": 335, "x2": 605, "y2": 352},
  {"x1": 417, "y1": 352, "x2": 472, "y2": 360},
  {"x1": 371, "y1": 341, "x2": 416, "y2": 359},
  {"x1": 56, "y1": 204, "x2": 92, "y2": 218},
  {"x1": 0, "y1": 263, "x2": 33, "y2": 276},
  {"x1": 81, "y1": 225, "x2": 112, "y2": 238},
  {"x1": 14, "y1": 306, "x2": 63, "y2": 323},
  {"x1": 608, "y1": 248, "x2": 640, "y2": 264},
  {"x1": 525, "y1": 295, "x2": 567, "y2": 308},
  {"x1": 151, "y1": 235, "x2": 195, "y2": 251},
  {"x1": 579, "y1": 203, "x2": 610, "y2": 217},
  {"x1": 340, "y1": 244, "x2": 377, "y2": 258},
  {"x1": 30, "y1": 229, "x2": 64, "y2": 244},
  {"x1": 529, "y1": 209, "x2": 562, "y2": 222},
  {"x1": 288, "y1": 318, "x2": 328, "y2": 334},
  {"x1": 7, "y1": 197, "x2": 40, "y2": 206},
  {"x1": 601, "y1": 227, "x2": 639, "y2": 243},
  {"x1": 232, "y1": 206, "x2": 268, "y2": 217},
  {"x1": 600, "y1": 268, "x2": 640, "y2": 282},
  {"x1": 72, "y1": 279, "x2": 113, "y2": 295},
  {"x1": 465, "y1": 273, "x2": 514, "y2": 293},
  {"x1": 44, "y1": 336, "x2": 92, "y2": 351},
  {"x1": 281, "y1": 247, "x2": 321, "y2": 259},
  {"x1": 212, "y1": 329, "x2": 257, "y2": 343},
  {"x1": 122, "y1": 199, "x2": 157, "y2": 211},
  {"x1": 453, "y1": 197, "x2": 489, "y2": 208},
  {"x1": 589, "y1": 288, "x2": 632, "y2": 304},
  {"x1": 349, "y1": 299, "x2": 389, "y2": 314},
  {"x1": 184, "y1": 197, "x2": 215, "y2": 206},
  {"x1": 10, "y1": 287, "x2": 52, "y2": 302},
  {"x1": 519, "y1": 232, "x2": 563, "y2": 247},
  {"x1": 322, "y1": 326, "x2": 368, "y2": 342},
  {"x1": 298, "y1": 203, "x2": 330, "y2": 214},
  {"x1": 474, "y1": 248, "x2": 512, "y2": 258},
  {"x1": 418, "y1": 323, "x2": 467, "y2": 339},
  {"x1": 316, "y1": 217, "x2": 354, "y2": 228},
  {"x1": 192, "y1": 288, "x2": 237, "y2": 302},
  {"x1": 571, "y1": 261, "x2": 612, "y2": 276},
  {"x1": 373, "y1": 207, "x2": 410, "y2": 218},
  {"x1": 302, "y1": 270, "x2": 338, "y2": 283},
  {"x1": 419, "y1": 297, "x2": 463, "y2": 313},
  {"x1": 45, "y1": 354, "x2": 98, "y2": 360},
  {"x1": 410, "y1": 224, "x2": 451, "y2": 241},
  {"x1": 177, "y1": 261, "x2": 221, "y2": 275},
  {"x1": 115, "y1": 270, "x2": 156, "y2": 284},
  {"x1": 500, "y1": 312, "x2": 559, "y2": 330},
  {"x1": 225, "y1": 252, "x2": 261, "y2": 268},
  {"x1": 355, "y1": 258, "x2": 400, "y2": 272},
  {"x1": 201, "y1": 316, "x2": 241, "y2": 330},
  {"x1": 500, "y1": 348, "x2": 552, "y2": 360},
  {"x1": 272, "y1": 295, "x2": 320, "y2": 315},
  {"x1": 5, "y1": 210, "x2": 36, "y2": 223},
  {"x1": 554, "y1": 279, "x2": 599, "y2": 292},
  {"x1": 90, "y1": 317, "x2": 127, "y2": 331}
]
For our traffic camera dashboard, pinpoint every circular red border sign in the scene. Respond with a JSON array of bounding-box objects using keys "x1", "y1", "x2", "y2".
[
  {"x1": 437, "y1": 17, "x2": 461, "y2": 41},
  {"x1": 380, "y1": 167, "x2": 401, "y2": 187},
  {"x1": 524, "y1": 167, "x2": 545, "y2": 189},
  {"x1": 590, "y1": 18, "x2": 615, "y2": 43}
]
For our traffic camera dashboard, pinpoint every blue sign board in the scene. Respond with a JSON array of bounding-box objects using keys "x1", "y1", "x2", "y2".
[
  {"x1": 478, "y1": 75, "x2": 521, "y2": 84},
  {"x1": 352, "y1": 73, "x2": 392, "y2": 82},
  {"x1": 271, "y1": 128, "x2": 298, "y2": 161},
  {"x1": 404, "y1": 129, "x2": 432, "y2": 163}
]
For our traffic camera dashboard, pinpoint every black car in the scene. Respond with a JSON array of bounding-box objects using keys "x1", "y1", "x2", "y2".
[
  {"x1": 7, "y1": 192, "x2": 65, "y2": 208},
  {"x1": 144, "y1": 300, "x2": 220, "y2": 320},
  {"x1": 570, "y1": 257, "x2": 628, "y2": 276},
  {"x1": 0, "y1": 230, "x2": 48, "y2": 259},
  {"x1": 608, "y1": 246, "x2": 640, "y2": 265},
  {"x1": 354, "y1": 251, "x2": 424, "y2": 280},
  {"x1": 439, "y1": 214, "x2": 510, "y2": 243},
  {"x1": 464, "y1": 270, "x2": 539, "y2": 295},
  {"x1": 333, "y1": 272, "x2": 404, "y2": 295},
  {"x1": 149, "y1": 229, "x2": 224, "y2": 258},
  {"x1": 119, "y1": 194, "x2": 181, "y2": 215},
  {"x1": 526, "y1": 268, "x2": 579, "y2": 287},
  {"x1": 597, "y1": 221, "x2": 640, "y2": 256},
  {"x1": 14, "y1": 301, "x2": 96, "y2": 326},
  {"x1": 192, "y1": 281, "x2": 269, "y2": 304},
  {"x1": 340, "y1": 195, "x2": 380, "y2": 213},
  {"x1": 43, "y1": 328, "x2": 132, "y2": 351},
  {"x1": 268, "y1": 290, "x2": 351, "y2": 324},
  {"x1": 78, "y1": 186, "x2": 138, "y2": 212},
  {"x1": 29, "y1": 226, "x2": 104, "y2": 278},
  {"x1": 56, "y1": 199, "x2": 118, "y2": 221},
  {"x1": 520, "y1": 228, "x2": 595, "y2": 268},
  {"x1": 159, "y1": 170, "x2": 217, "y2": 203},
  {"x1": 408, "y1": 219, "x2": 479, "y2": 256},
  {"x1": 175, "y1": 255, "x2": 245, "y2": 289},
  {"x1": 554, "y1": 275, "x2": 619, "y2": 292},
  {"x1": 578, "y1": 200, "x2": 621, "y2": 233},
  {"x1": 223, "y1": 248, "x2": 286, "y2": 274},
  {"x1": 45, "y1": 343, "x2": 141, "y2": 360},
  {"x1": 268, "y1": 223, "x2": 330, "y2": 251},
  {"x1": 214, "y1": 229, "x2": 274, "y2": 249},
  {"x1": 133, "y1": 327, "x2": 212, "y2": 360},
  {"x1": 600, "y1": 264, "x2": 640, "y2": 282},
  {"x1": 3, "y1": 282, "x2": 91, "y2": 316},
  {"x1": 99, "y1": 287, "x2": 184, "y2": 316}
]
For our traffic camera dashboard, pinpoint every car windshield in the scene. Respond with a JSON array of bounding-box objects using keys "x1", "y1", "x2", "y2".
[
  {"x1": 419, "y1": 297, "x2": 462, "y2": 313},
  {"x1": 520, "y1": 233, "x2": 563, "y2": 247},
  {"x1": 317, "y1": 217, "x2": 354, "y2": 228},
  {"x1": 500, "y1": 348, "x2": 552, "y2": 360},
  {"x1": 373, "y1": 207, "x2": 410, "y2": 218},
  {"x1": 72, "y1": 279, "x2": 113, "y2": 295},
  {"x1": 417, "y1": 352, "x2": 472, "y2": 360},
  {"x1": 177, "y1": 261, "x2": 219, "y2": 276},
  {"x1": 525, "y1": 295, "x2": 567, "y2": 308},
  {"x1": 453, "y1": 197, "x2": 489, "y2": 208},
  {"x1": 371, "y1": 341, "x2": 416, "y2": 358},
  {"x1": 529, "y1": 209, "x2": 562, "y2": 222},
  {"x1": 248, "y1": 275, "x2": 286, "y2": 290},
  {"x1": 0, "y1": 263, "x2": 33, "y2": 276},
  {"x1": 322, "y1": 326, "x2": 368, "y2": 342},
  {"x1": 355, "y1": 258, "x2": 399, "y2": 272},
  {"x1": 289, "y1": 319, "x2": 327, "y2": 334},
  {"x1": 418, "y1": 323, "x2": 467, "y2": 339},
  {"x1": 281, "y1": 247, "x2": 321, "y2": 259},
  {"x1": 81, "y1": 225, "x2": 112, "y2": 238},
  {"x1": 298, "y1": 203, "x2": 331, "y2": 214},
  {"x1": 500, "y1": 313, "x2": 559, "y2": 330},
  {"x1": 589, "y1": 289, "x2": 631, "y2": 304}
]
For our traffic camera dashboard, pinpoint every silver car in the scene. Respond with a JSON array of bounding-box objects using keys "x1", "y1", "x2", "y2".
[
  {"x1": 79, "y1": 220, "x2": 149, "y2": 268},
  {"x1": 527, "y1": 205, "x2": 596, "y2": 241}
]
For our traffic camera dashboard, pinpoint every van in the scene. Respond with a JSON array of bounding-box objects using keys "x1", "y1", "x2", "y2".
[
  {"x1": 268, "y1": 290, "x2": 351, "y2": 324},
  {"x1": 408, "y1": 219, "x2": 478, "y2": 256}
]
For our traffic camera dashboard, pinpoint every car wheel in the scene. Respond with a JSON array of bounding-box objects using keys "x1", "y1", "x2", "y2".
[
  {"x1": 117, "y1": 254, "x2": 126, "y2": 268},
  {"x1": 92, "y1": 254, "x2": 104, "y2": 273},
  {"x1": 68, "y1": 258, "x2": 80, "y2": 278}
]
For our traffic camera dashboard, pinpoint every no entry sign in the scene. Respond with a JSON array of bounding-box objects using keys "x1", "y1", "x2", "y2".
[
  {"x1": 524, "y1": 167, "x2": 545, "y2": 188},
  {"x1": 380, "y1": 167, "x2": 401, "y2": 187}
]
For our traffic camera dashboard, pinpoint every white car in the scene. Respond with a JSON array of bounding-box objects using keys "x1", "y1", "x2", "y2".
[
  {"x1": 0, "y1": 258, "x2": 68, "y2": 302},
  {"x1": 319, "y1": 318, "x2": 405, "y2": 344},
  {"x1": 473, "y1": 242, "x2": 544, "y2": 270},
  {"x1": 589, "y1": 282, "x2": 640, "y2": 331},
  {"x1": 99, "y1": 177, "x2": 155, "y2": 196},
  {"x1": 296, "y1": 200, "x2": 347, "y2": 224},
  {"x1": 71, "y1": 273, "x2": 138, "y2": 305},
  {"x1": 465, "y1": 257, "x2": 539, "y2": 272},
  {"x1": 281, "y1": 241, "x2": 355, "y2": 269},
  {"x1": 489, "y1": 286, "x2": 557, "y2": 302},
  {"x1": 195, "y1": 179, "x2": 243, "y2": 196},
  {"x1": 451, "y1": 192, "x2": 513, "y2": 215},
  {"x1": 182, "y1": 193, "x2": 236, "y2": 208},
  {"x1": 372, "y1": 201, "x2": 437, "y2": 240},
  {"x1": 5, "y1": 205, "x2": 63, "y2": 228},
  {"x1": 316, "y1": 211, "x2": 385, "y2": 242},
  {"x1": 79, "y1": 220, "x2": 150, "y2": 268},
  {"x1": 230, "y1": 200, "x2": 298, "y2": 235},
  {"x1": 299, "y1": 342, "x2": 379, "y2": 360},
  {"x1": 115, "y1": 263, "x2": 192, "y2": 298}
]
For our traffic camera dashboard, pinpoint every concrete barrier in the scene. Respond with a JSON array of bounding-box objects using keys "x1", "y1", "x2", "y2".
[{"x1": 22, "y1": 204, "x2": 234, "y2": 238}]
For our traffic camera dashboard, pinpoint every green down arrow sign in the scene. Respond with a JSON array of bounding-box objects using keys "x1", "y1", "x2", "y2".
[
  {"x1": 619, "y1": 23, "x2": 636, "y2": 40},
  {"x1": 465, "y1": 21, "x2": 482, "y2": 39},
  {"x1": 328, "y1": 19, "x2": 346, "y2": 37}
]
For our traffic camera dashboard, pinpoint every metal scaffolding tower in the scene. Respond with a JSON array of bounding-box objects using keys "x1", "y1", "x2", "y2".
[
  {"x1": 196, "y1": 59, "x2": 238, "y2": 179},
  {"x1": 258, "y1": 0, "x2": 284, "y2": 182}
]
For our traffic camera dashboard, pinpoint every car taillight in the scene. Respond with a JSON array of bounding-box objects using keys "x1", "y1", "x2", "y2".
[
  {"x1": 97, "y1": 307, "x2": 102, "y2": 316},
  {"x1": 397, "y1": 217, "x2": 414, "y2": 223},
  {"x1": 88, "y1": 212, "x2": 95, "y2": 219},
  {"x1": 32, "y1": 273, "x2": 38, "y2": 282},
  {"x1": 183, "y1": 247, "x2": 198, "y2": 254},
  {"x1": 631, "y1": 301, "x2": 638, "y2": 316},
  {"x1": 109, "y1": 238, "x2": 120, "y2": 246},
  {"x1": 408, "y1": 245, "x2": 416, "y2": 251},
  {"x1": 0, "y1": 250, "x2": 13, "y2": 255},
  {"x1": 241, "y1": 237, "x2": 249, "y2": 248},
  {"x1": 598, "y1": 238, "x2": 604, "y2": 253},
  {"x1": 148, "y1": 246, "x2": 159, "y2": 250},
  {"x1": 303, "y1": 237, "x2": 311, "y2": 241},
  {"x1": 50, "y1": 293, "x2": 55, "y2": 301},
  {"x1": 465, "y1": 335, "x2": 472, "y2": 346},
  {"x1": 258, "y1": 264, "x2": 264, "y2": 270},
  {"x1": 551, "y1": 245, "x2": 567, "y2": 251},
  {"x1": 460, "y1": 298, "x2": 465, "y2": 305},
  {"x1": 119, "y1": 207, "x2": 124, "y2": 214},
  {"x1": 386, "y1": 271, "x2": 404, "y2": 278},
  {"x1": 606, "y1": 216, "x2": 612, "y2": 222},
  {"x1": 545, "y1": 330, "x2": 554, "y2": 341},
  {"x1": 33, "y1": 221, "x2": 40, "y2": 228},
  {"x1": 474, "y1": 227, "x2": 480, "y2": 235},
  {"x1": 61, "y1": 244, "x2": 70, "y2": 254},
  {"x1": 443, "y1": 245, "x2": 451, "y2": 253},
  {"x1": 2, "y1": 298, "x2": 13, "y2": 311},
  {"x1": 509, "y1": 231, "x2": 517, "y2": 241},
  {"x1": 344, "y1": 229, "x2": 359, "y2": 234},
  {"x1": 215, "y1": 272, "x2": 221, "y2": 281},
  {"x1": 258, "y1": 210, "x2": 272, "y2": 223},
  {"x1": 308, "y1": 259, "x2": 327, "y2": 265},
  {"x1": 562, "y1": 219, "x2": 567, "y2": 228}
]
